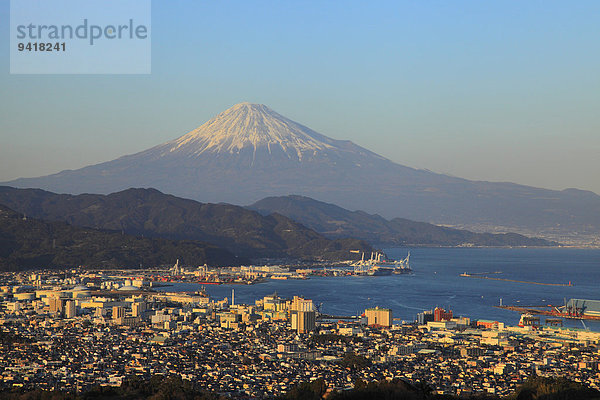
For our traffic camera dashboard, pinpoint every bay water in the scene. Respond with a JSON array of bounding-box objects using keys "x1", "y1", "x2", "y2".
[{"x1": 160, "y1": 247, "x2": 600, "y2": 331}]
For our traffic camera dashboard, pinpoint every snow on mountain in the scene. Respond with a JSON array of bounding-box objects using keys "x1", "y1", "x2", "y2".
[
  {"x1": 149, "y1": 102, "x2": 387, "y2": 167},
  {"x1": 167, "y1": 103, "x2": 335, "y2": 160}
]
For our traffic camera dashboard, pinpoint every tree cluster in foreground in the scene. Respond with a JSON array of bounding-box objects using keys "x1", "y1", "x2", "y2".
[
  {"x1": 0, "y1": 376, "x2": 224, "y2": 400},
  {"x1": 1, "y1": 376, "x2": 599, "y2": 400},
  {"x1": 280, "y1": 376, "x2": 600, "y2": 400}
]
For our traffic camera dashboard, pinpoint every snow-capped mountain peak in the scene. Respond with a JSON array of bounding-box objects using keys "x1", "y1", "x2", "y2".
[{"x1": 166, "y1": 102, "x2": 337, "y2": 161}]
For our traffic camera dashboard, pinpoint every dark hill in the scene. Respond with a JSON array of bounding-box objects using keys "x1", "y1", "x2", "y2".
[
  {"x1": 249, "y1": 195, "x2": 558, "y2": 247},
  {"x1": 0, "y1": 186, "x2": 372, "y2": 260},
  {"x1": 0, "y1": 204, "x2": 240, "y2": 271}
]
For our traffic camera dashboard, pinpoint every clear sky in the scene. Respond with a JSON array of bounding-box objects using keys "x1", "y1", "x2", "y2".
[{"x1": 1, "y1": 1, "x2": 599, "y2": 194}]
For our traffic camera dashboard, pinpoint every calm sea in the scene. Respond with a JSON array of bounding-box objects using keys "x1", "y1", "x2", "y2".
[{"x1": 160, "y1": 248, "x2": 600, "y2": 331}]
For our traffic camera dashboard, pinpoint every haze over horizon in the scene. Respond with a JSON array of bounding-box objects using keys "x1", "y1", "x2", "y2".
[{"x1": 0, "y1": 1, "x2": 599, "y2": 195}]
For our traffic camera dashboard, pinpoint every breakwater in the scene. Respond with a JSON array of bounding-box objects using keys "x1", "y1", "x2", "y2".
[{"x1": 460, "y1": 274, "x2": 573, "y2": 287}]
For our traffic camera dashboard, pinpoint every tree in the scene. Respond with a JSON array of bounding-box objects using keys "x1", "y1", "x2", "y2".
[{"x1": 339, "y1": 352, "x2": 370, "y2": 370}]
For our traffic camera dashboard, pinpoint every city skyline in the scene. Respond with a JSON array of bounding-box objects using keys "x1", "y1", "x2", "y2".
[{"x1": 1, "y1": 1, "x2": 599, "y2": 194}]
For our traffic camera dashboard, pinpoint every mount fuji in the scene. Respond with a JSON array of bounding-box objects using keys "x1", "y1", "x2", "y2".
[{"x1": 5, "y1": 102, "x2": 600, "y2": 237}]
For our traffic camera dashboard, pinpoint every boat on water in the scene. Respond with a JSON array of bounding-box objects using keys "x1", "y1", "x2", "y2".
[
  {"x1": 518, "y1": 313, "x2": 540, "y2": 328},
  {"x1": 367, "y1": 265, "x2": 395, "y2": 276}
]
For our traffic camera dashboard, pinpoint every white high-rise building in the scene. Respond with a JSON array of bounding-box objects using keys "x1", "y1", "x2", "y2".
[{"x1": 64, "y1": 300, "x2": 76, "y2": 318}]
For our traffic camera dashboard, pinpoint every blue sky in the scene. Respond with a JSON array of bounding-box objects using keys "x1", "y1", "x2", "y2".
[{"x1": 1, "y1": 0, "x2": 599, "y2": 194}]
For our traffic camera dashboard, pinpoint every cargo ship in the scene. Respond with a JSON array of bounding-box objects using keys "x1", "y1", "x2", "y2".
[{"x1": 367, "y1": 265, "x2": 394, "y2": 276}]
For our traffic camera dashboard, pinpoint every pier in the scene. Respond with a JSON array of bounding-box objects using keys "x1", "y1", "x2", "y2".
[
  {"x1": 495, "y1": 305, "x2": 600, "y2": 321},
  {"x1": 460, "y1": 273, "x2": 573, "y2": 287}
]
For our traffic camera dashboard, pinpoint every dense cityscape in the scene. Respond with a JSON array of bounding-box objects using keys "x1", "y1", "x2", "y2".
[
  {"x1": 3, "y1": 2, "x2": 600, "y2": 400},
  {"x1": 1, "y1": 267, "x2": 600, "y2": 399}
]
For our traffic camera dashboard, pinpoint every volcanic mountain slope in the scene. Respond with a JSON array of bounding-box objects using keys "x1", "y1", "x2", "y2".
[
  {"x1": 0, "y1": 186, "x2": 372, "y2": 260},
  {"x1": 5, "y1": 102, "x2": 600, "y2": 236},
  {"x1": 249, "y1": 195, "x2": 558, "y2": 247},
  {"x1": 0, "y1": 204, "x2": 240, "y2": 271}
]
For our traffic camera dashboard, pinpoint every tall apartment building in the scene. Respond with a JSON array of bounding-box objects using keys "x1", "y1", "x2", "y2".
[
  {"x1": 296, "y1": 310, "x2": 316, "y2": 333},
  {"x1": 132, "y1": 301, "x2": 146, "y2": 317},
  {"x1": 112, "y1": 306, "x2": 125, "y2": 319},
  {"x1": 64, "y1": 300, "x2": 76, "y2": 318},
  {"x1": 291, "y1": 296, "x2": 314, "y2": 312},
  {"x1": 365, "y1": 307, "x2": 392, "y2": 327},
  {"x1": 49, "y1": 296, "x2": 64, "y2": 315},
  {"x1": 290, "y1": 296, "x2": 316, "y2": 333}
]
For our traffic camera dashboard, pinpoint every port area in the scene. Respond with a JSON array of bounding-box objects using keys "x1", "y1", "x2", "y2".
[
  {"x1": 460, "y1": 272, "x2": 572, "y2": 287},
  {"x1": 495, "y1": 305, "x2": 600, "y2": 321},
  {"x1": 144, "y1": 260, "x2": 412, "y2": 286}
]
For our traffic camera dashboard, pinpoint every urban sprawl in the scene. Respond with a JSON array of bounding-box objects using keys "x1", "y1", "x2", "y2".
[{"x1": 1, "y1": 267, "x2": 600, "y2": 398}]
